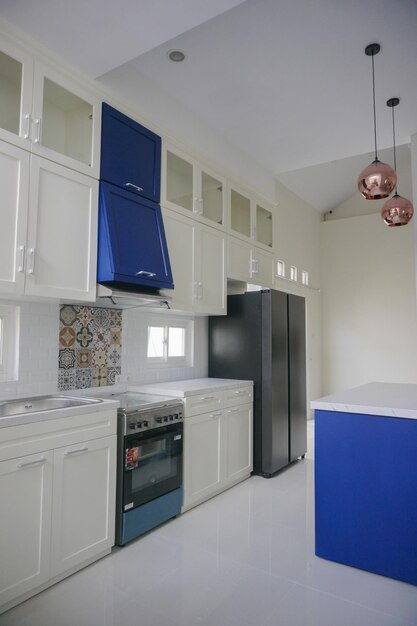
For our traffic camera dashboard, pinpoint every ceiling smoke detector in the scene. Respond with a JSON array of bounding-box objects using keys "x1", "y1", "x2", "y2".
[{"x1": 168, "y1": 49, "x2": 186, "y2": 63}]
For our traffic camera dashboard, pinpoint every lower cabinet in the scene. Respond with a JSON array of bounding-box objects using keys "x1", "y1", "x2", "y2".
[
  {"x1": 0, "y1": 410, "x2": 117, "y2": 614},
  {"x1": 0, "y1": 451, "x2": 53, "y2": 607},
  {"x1": 183, "y1": 396, "x2": 253, "y2": 511}
]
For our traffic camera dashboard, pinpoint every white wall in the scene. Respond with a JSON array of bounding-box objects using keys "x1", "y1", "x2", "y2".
[
  {"x1": 321, "y1": 213, "x2": 417, "y2": 395},
  {"x1": 122, "y1": 310, "x2": 208, "y2": 384}
]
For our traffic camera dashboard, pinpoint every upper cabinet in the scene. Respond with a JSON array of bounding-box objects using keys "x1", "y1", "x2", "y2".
[
  {"x1": 162, "y1": 143, "x2": 226, "y2": 230},
  {"x1": 0, "y1": 39, "x2": 100, "y2": 178},
  {"x1": 229, "y1": 183, "x2": 274, "y2": 249},
  {"x1": 100, "y1": 103, "x2": 161, "y2": 203}
]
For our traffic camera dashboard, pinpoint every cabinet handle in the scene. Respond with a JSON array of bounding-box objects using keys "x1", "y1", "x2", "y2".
[
  {"x1": 209, "y1": 411, "x2": 222, "y2": 418},
  {"x1": 18, "y1": 245, "x2": 25, "y2": 273},
  {"x1": 28, "y1": 248, "x2": 35, "y2": 274},
  {"x1": 199, "y1": 282, "x2": 204, "y2": 300},
  {"x1": 18, "y1": 456, "x2": 46, "y2": 469},
  {"x1": 193, "y1": 281, "x2": 199, "y2": 300},
  {"x1": 228, "y1": 408, "x2": 240, "y2": 413},
  {"x1": 199, "y1": 198, "x2": 204, "y2": 215},
  {"x1": 192, "y1": 196, "x2": 199, "y2": 213},
  {"x1": 250, "y1": 259, "x2": 257, "y2": 275},
  {"x1": 136, "y1": 270, "x2": 156, "y2": 278},
  {"x1": 125, "y1": 182, "x2": 144, "y2": 192},
  {"x1": 23, "y1": 113, "x2": 31, "y2": 140},
  {"x1": 64, "y1": 446, "x2": 88, "y2": 456},
  {"x1": 33, "y1": 118, "x2": 42, "y2": 144},
  {"x1": 234, "y1": 389, "x2": 248, "y2": 395},
  {"x1": 201, "y1": 396, "x2": 215, "y2": 401}
]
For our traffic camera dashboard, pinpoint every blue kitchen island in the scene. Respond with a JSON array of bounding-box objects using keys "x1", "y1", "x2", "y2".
[{"x1": 312, "y1": 382, "x2": 417, "y2": 586}]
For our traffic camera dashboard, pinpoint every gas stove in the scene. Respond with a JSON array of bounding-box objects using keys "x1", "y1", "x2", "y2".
[{"x1": 109, "y1": 392, "x2": 183, "y2": 435}]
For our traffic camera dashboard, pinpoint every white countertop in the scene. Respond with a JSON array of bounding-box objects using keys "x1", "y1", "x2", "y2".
[
  {"x1": 129, "y1": 378, "x2": 253, "y2": 398},
  {"x1": 0, "y1": 396, "x2": 120, "y2": 429},
  {"x1": 311, "y1": 382, "x2": 417, "y2": 420}
]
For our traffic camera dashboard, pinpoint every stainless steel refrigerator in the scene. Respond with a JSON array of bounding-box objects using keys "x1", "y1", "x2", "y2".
[{"x1": 208, "y1": 289, "x2": 306, "y2": 476}]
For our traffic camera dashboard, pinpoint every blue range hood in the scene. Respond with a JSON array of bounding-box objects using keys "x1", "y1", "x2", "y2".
[{"x1": 97, "y1": 103, "x2": 174, "y2": 294}]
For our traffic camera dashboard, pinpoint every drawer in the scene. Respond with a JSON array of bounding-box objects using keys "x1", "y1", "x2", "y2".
[
  {"x1": 223, "y1": 386, "x2": 253, "y2": 408},
  {"x1": 184, "y1": 392, "x2": 223, "y2": 417}
]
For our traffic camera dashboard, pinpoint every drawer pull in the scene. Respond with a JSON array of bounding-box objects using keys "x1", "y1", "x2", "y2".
[
  {"x1": 209, "y1": 411, "x2": 222, "y2": 418},
  {"x1": 125, "y1": 182, "x2": 144, "y2": 192},
  {"x1": 64, "y1": 446, "x2": 88, "y2": 456},
  {"x1": 201, "y1": 396, "x2": 215, "y2": 401},
  {"x1": 228, "y1": 408, "x2": 240, "y2": 413},
  {"x1": 18, "y1": 457, "x2": 46, "y2": 469},
  {"x1": 234, "y1": 390, "x2": 248, "y2": 395}
]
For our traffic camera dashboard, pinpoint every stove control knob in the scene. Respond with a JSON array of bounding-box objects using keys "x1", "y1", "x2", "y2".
[
  {"x1": 129, "y1": 422, "x2": 136, "y2": 430},
  {"x1": 156, "y1": 417, "x2": 163, "y2": 423},
  {"x1": 143, "y1": 421, "x2": 149, "y2": 428},
  {"x1": 163, "y1": 416, "x2": 169, "y2": 423},
  {"x1": 173, "y1": 413, "x2": 178, "y2": 420},
  {"x1": 169, "y1": 414, "x2": 174, "y2": 421},
  {"x1": 137, "y1": 422, "x2": 143, "y2": 429}
]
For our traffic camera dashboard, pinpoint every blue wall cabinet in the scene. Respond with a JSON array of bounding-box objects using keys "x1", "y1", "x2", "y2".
[
  {"x1": 98, "y1": 182, "x2": 174, "y2": 290},
  {"x1": 101, "y1": 103, "x2": 161, "y2": 203}
]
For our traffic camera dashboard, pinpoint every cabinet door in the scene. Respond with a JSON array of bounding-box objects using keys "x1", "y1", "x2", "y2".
[
  {"x1": 195, "y1": 224, "x2": 226, "y2": 315},
  {"x1": 25, "y1": 156, "x2": 98, "y2": 300},
  {"x1": 251, "y1": 248, "x2": 274, "y2": 287},
  {"x1": 0, "y1": 141, "x2": 29, "y2": 295},
  {"x1": 31, "y1": 62, "x2": 101, "y2": 178},
  {"x1": 229, "y1": 186, "x2": 251, "y2": 239},
  {"x1": 183, "y1": 412, "x2": 223, "y2": 509},
  {"x1": 162, "y1": 144, "x2": 196, "y2": 215},
  {"x1": 0, "y1": 451, "x2": 52, "y2": 606},
  {"x1": 162, "y1": 208, "x2": 196, "y2": 310},
  {"x1": 197, "y1": 166, "x2": 226, "y2": 228},
  {"x1": 101, "y1": 103, "x2": 161, "y2": 203},
  {"x1": 98, "y1": 181, "x2": 173, "y2": 290},
  {"x1": 0, "y1": 40, "x2": 33, "y2": 149},
  {"x1": 50, "y1": 436, "x2": 116, "y2": 577},
  {"x1": 227, "y1": 236, "x2": 251, "y2": 282},
  {"x1": 255, "y1": 203, "x2": 273, "y2": 248},
  {"x1": 225, "y1": 405, "x2": 253, "y2": 484}
]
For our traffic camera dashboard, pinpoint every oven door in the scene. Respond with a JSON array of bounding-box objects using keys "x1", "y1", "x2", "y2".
[{"x1": 123, "y1": 422, "x2": 182, "y2": 510}]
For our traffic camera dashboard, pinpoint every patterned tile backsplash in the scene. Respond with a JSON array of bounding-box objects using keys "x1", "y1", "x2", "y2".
[{"x1": 58, "y1": 305, "x2": 122, "y2": 391}]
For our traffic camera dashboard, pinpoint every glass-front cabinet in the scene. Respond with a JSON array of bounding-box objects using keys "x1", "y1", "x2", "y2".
[
  {"x1": 0, "y1": 37, "x2": 100, "y2": 177},
  {"x1": 229, "y1": 183, "x2": 274, "y2": 249},
  {"x1": 163, "y1": 143, "x2": 226, "y2": 229}
]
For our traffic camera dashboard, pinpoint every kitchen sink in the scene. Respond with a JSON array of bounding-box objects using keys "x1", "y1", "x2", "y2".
[{"x1": 0, "y1": 395, "x2": 103, "y2": 418}]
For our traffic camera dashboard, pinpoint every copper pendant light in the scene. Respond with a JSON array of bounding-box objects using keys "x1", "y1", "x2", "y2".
[
  {"x1": 357, "y1": 44, "x2": 397, "y2": 200},
  {"x1": 381, "y1": 98, "x2": 414, "y2": 227}
]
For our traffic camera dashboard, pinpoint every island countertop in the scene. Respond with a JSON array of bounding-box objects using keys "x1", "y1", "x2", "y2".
[{"x1": 311, "y1": 382, "x2": 417, "y2": 420}]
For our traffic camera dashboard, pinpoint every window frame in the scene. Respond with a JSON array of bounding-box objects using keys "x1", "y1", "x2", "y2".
[
  {"x1": 0, "y1": 305, "x2": 20, "y2": 382},
  {"x1": 146, "y1": 317, "x2": 193, "y2": 368}
]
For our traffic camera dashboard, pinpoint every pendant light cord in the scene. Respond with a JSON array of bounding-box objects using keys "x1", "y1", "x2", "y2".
[
  {"x1": 371, "y1": 53, "x2": 378, "y2": 161},
  {"x1": 391, "y1": 105, "x2": 398, "y2": 195}
]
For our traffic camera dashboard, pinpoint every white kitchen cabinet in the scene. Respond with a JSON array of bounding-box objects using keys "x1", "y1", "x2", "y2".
[
  {"x1": 50, "y1": 435, "x2": 116, "y2": 577},
  {"x1": 229, "y1": 183, "x2": 274, "y2": 249},
  {"x1": 0, "y1": 407, "x2": 117, "y2": 614},
  {"x1": 0, "y1": 451, "x2": 53, "y2": 607},
  {"x1": 228, "y1": 235, "x2": 274, "y2": 287},
  {"x1": 25, "y1": 156, "x2": 98, "y2": 301},
  {"x1": 0, "y1": 147, "x2": 98, "y2": 301},
  {"x1": 0, "y1": 141, "x2": 29, "y2": 295},
  {"x1": 0, "y1": 37, "x2": 100, "y2": 178},
  {"x1": 162, "y1": 143, "x2": 226, "y2": 230},
  {"x1": 183, "y1": 411, "x2": 223, "y2": 509},
  {"x1": 181, "y1": 384, "x2": 253, "y2": 512},
  {"x1": 162, "y1": 208, "x2": 226, "y2": 314},
  {"x1": 224, "y1": 404, "x2": 253, "y2": 483}
]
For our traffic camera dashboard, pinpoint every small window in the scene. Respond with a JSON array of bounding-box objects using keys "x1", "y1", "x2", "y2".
[
  {"x1": 0, "y1": 305, "x2": 19, "y2": 382},
  {"x1": 290, "y1": 266, "x2": 298, "y2": 282},
  {"x1": 276, "y1": 260, "x2": 285, "y2": 278},
  {"x1": 147, "y1": 319, "x2": 193, "y2": 367},
  {"x1": 301, "y1": 270, "x2": 309, "y2": 286}
]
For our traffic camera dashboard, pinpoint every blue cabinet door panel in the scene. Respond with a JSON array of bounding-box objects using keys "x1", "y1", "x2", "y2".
[
  {"x1": 101, "y1": 103, "x2": 161, "y2": 203},
  {"x1": 98, "y1": 182, "x2": 174, "y2": 290}
]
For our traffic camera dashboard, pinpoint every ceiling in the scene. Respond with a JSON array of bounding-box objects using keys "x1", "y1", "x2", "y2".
[{"x1": 2, "y1": 0, "x2": 417, "y2": 212}]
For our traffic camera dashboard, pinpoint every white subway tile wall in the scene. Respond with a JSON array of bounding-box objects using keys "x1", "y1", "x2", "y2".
[{"x1": 0, "y1": 301, "x2": 208, "y2": 399}]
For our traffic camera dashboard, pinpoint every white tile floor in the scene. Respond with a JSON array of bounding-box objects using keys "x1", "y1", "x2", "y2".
[{"x1": 2, "y1": 421, "x2": 417, "y2": 626}]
